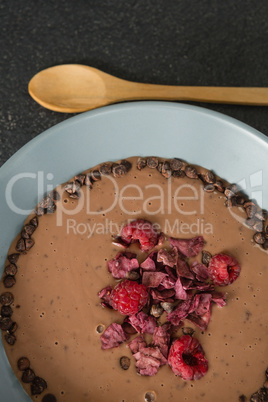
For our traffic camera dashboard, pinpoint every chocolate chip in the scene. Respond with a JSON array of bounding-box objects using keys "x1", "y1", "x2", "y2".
[
  {"x1": 201, "y1": 250, "x2": 212, "y2": 266},
  {"x1": 150, "y1": 304, "x2": 164, "y2": 318},
  {"x1": 42, "y1": 394, "x2": 57, "y2": 402},
  {"x1": 3, "y1": 275, "x2": 16, "y2": 288},
  {"x1": 121, "y1": 159, "x2": 132, "y2": 172},
  {"x1": 30, "y1": 216, "x2": 39, "y2": 228},
  {"x1": 0, "y1": 292, "x2": 14, "y2": 306},
  {"x1": 120, "y1": 356, "x2": 130, "y2": 370},
  {"x1": 204, "y1": 170, "x2": 216, "y2": 184},
  {"x1": 91, "y1": 170, "x2": 102, "y2": 181},
  {"x1": 203, "y1": 184, "x2": 215, "y2": 193},
  {"x1": 185, "y1": 165, "x2": 198, "y2": 179},
  {"x1": 22, "y1": 368, "x2": 35, "y2": 383},
  {"x1": 31, "y1": 376, "x2": 48, "y2": 395},
  {"x1": 173, "y1": 170, "x2": 186, "y2": 178},
  {"x1": 18, "y1": 357, "x2": 31, "y2": 371},
  {"x1": 170, "y1": 158, "x2": 184, "y2": 171},
  {"x1": 147, "y1": 157, "x2": 159, "y2": 169},
  {"x1": 182, "y1": 327, "x2": 195, "y2": 336},
  {"x1": 1, "y1": 305, "x2": 13, "y2": 317},
  {"x1": 253, "y1": 232, "x2": 266, "y2": 245},
  {"x1": 214, "y1": 180, "x2": 225, "y2": 193},
  {"x1": 25, "y1": 238, "x2": 35, "y2": 251},
  {"x1": 137, "y1": 158, "x2": 147, "y2": 170},
  {"x1": 99, "y1": 163, "x2": 112, "y2": 175},
  {"x1": 7, "y1": 253, "x2": 20, "y2": 264},
  {"x1": 4, "y1": 264, "x2": 17, "y2": 276},
  {"x1": 16, "y1": 238, "x2": 26, "y2": 252},
  {"x1": 5, "y1": 333, "x2": 16, "y2": 345},
  {"x1": 112, "y1": 164, "x2": 127, "y2": 178},
  {"x1": 0, "y1": 317, "x2": 13, "y2": 330}
]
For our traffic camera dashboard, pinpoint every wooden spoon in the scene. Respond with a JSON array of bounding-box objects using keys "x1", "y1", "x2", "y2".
[{"x1": 28, "y1": 64, "x2": 268, "y2": 113}]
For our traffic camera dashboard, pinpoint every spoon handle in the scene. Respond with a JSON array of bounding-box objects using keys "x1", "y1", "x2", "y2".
[{"x1": 119, "y1": 82, "x2": 268, "y2": 106}]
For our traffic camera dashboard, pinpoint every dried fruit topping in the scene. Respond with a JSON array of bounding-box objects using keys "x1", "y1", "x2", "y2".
[
  {"x1": 168, "y1": 335, "x2": 208, "y2": 380},
  {"x1": 169, "y1": 236, "x2": 205, "y2": 258},
  {"x1": 110, "y1": 280, "x2": 148, "y2": 315},
  {"x1": 208, "y1": 253, "x2": 241, "y2": 286},
  {"x1": 120, "y1": 219, "x2": 160, "y2": 252},
  {"x1": 107, "y1": 252, "x2": 139, "y2": 279},
  {"x1": 100, "y1": 323, "x2": 127, "y2": 350}
]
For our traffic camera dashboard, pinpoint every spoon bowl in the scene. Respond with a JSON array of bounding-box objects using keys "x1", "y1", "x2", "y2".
[{"x1": 29, "y1": 64, "x2": 268, "y2": 113}]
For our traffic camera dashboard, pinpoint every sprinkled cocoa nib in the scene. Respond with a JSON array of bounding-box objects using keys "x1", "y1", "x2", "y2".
[
  {"x1": 9, "y1": 321, "x2": 18, "y2": 333},
  {"x1": 31, "y1": 376, "x2": 48, "y2": 395},
  {"x1": 263, "y1": 239, "x2": 268, "y2": 250},
  {"x1": 182, "y1": 327, "x2": 195, "y2": 336},
  {"x1": 0, "y1": 317, "x2": 13, "y2": 330},
  {"x1": 120, "y1": 356, "x2": 131, "y2": 370},
  {"x1": 16, "y1": 238, "x2": 26, "y2": 253},
  {"x1": 203, "y1": 170, "x2": 216, "y2": 184},
  {"x1": 246, "y1": 204, "x2": 257, "y2": 219},
  {"x1": 147, "y1": 157, "x2": 159, "y2": 169},
  {"x1": 161, "y1": 165, "x2": 172, "y2": 179},
  {"x1": 49, "y1": 189, "x2": 61, "y2": 201},
  {"x1": 30, "y1": 216, "x2": 39, "y2": 228},
  {"x1": 121, "y1": 159, "x2": 132, "y2": 172},
  {"x1": 150, "y1": 304, "x2": 164, "y2": 318},
  {"x1": 17, "y1": 357, "x2": 30, "y2": 371},
  {"x1": 169, "y1": 158, "x2": 184, "y2": 171},
  {"x1": 91, "y1": 169, "x2": 102, "y2": 181},
  {"x1": 23, "y1": 224, "x2": 36, "y2": 237},
  {"x1": 84, "y1": 174, "x2": 93, "y2": 187},
  {"x1": 225, "y1": 184, "x2": 238, "y2": 198},
  {"x1": 25, "y1": 238, "x2": 35, "y2": 251},
  {"x1": 0, "y1": 291, "x2": 14, "y2": 306},
  {"x1": 35, "y1": 206, "x2": 45, "y2": 216},
  {"x1": 253, "y1": 232, "x2": 266, "y2": 245},
  {"x1": 226, "y1": 196, "x2": 237, "y2": 208},
  {"x1": 214, "y1": 180, "x2": 225, "y2": 193},
  {"x1": 172, "y1": 169, "x2": 186, "y2": 178},
  {"x1": 3, "y1": 275, "x2": 16, "y2": 288},
  {"x1": 7, "y1": 253, "x2": 20, "y2": 264},
  {"x1": 5, "y1": 333, "x2": 16, "y2": 345},
  {"x1": 253, "y1": 220, "x2": 264, "y2": 233},
  {"x1": 22, "y1": 368, "x2": 35, "y2": 383},
  {"x1": 137, "y1": 158, "x2": 147, "y2": 170},
  {"x1": 4, "y1": 264, "x2": 17, "y2": 276},
  {"x1": 112, "y1": 163, "x2": 127, "y2": 178},
  {"x1": 99, "y1": 162, "x2": 112, "y2": 175},
  {"x1": 1, "y1": 305, "x2": 13, "y2": 317},
  {"x1": 185, "y1": 165, "x2": 198, "y2": 179},
  {"x1": 201, "y1": 250, "x2": 212, "y2": 266},
  {"x1": 203, "y1": 184, "x2": 215, "y2": 193}
]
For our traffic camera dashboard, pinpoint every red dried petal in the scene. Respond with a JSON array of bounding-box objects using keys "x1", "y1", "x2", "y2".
[
  {"x1": 169, "y1": 236, "x2": 205, "y2": 258},
  {"x1": 100, "y1": 323, "x2": 127, "y2": 350},
  {"x1": 121, "y1": 219, "x2": 160, "y2": 252}
]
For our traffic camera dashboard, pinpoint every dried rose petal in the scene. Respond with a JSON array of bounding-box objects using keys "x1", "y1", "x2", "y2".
[
  {"x1": 169, "y1": 236, "x2": 205, "y2": 258},
  {"x1": 100, "y1": 323, "x2": 127, "y2": 350}
]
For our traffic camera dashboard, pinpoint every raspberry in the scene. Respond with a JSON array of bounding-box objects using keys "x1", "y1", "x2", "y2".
[
  {"x1": 168, "y1": 335, "x2": 208, "y2": 380},
  {"x1": 120, "y1": 219, "x2": 159, "y2": 252},
  {"x1": 208, "y1": 253, "x2": 241, "y2": 286},
  {"x1": 110, "y1": 280, "x2": 148, "y2": 315}
]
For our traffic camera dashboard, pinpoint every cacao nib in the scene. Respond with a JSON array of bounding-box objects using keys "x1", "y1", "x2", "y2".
[
  {"x1": 17, "y1": 357, "x2": 30, "y2": 371},
  {"x1": 185, "y1": 165, "x2": 198, "y2": 179},
  {"x1": 147, "y1": 157, "x2": 159, "y2": 169},
  {"x1": 137, "y1": 158, "x2": 147, "y2": 170},
  {"x1": 16, "y1": 238, "x2": 26, "y2": 253},
  {"x1": 4, "y1": 264, "x2": 17, "y2": 276},
  {"x1": 100, "y1": 323, "x2": 127, "y2": 350},
  {"x1": 0, "y1": 292, "x2": 14, "y2": 306},
  {"x1": 22, "y1": 368, "x2": 35, "y2": 383},
  {"x1": 119, "y1": 356, "x2": 131, "y2": 370},
  {"x1": 99, "y1": 163, "x2": 112, "y2": 175},
  {"x1": 170, "y1": 158, "x2": 184, "y2": 171},
  {"x1": 8, "y1": 253, "x2": 20, "y2": 264},
  {"x1": 31, "y1": 376, "x2": 47, "y2": 395}
]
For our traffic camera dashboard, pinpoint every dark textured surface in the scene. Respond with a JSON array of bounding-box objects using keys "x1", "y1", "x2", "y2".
[{"x1": 1, "y1": 0, "x2": 268, "y2": 167}]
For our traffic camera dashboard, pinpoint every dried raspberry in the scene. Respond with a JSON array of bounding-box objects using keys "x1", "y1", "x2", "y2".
[
  {"x1": 208, "y1": 253, "x2": 241, "y2": 286},
  {"x1": 111, "y1": 280, "x2": 148, "y2": 315},
  {"x1": 120, "y1": 219, "x2": 159, "y2": 252},
  {"x1": 168, "y1": 335, "x2": 208, "y2": 380}
]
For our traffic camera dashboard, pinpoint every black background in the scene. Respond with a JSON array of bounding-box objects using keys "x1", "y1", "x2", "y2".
[{"x1": 1, "y1": 0, "x2": 268, "y2": 167}]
